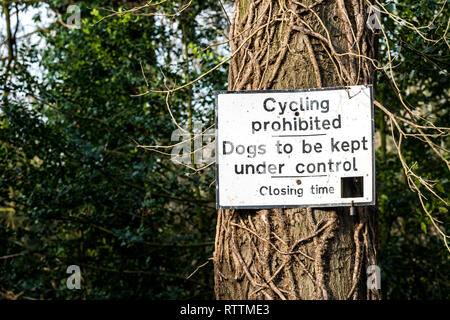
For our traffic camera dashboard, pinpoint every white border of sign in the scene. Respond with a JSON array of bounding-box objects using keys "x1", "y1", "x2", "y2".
[{"x1": 215, "y1": 85, "x2": 376, "y2": 210}]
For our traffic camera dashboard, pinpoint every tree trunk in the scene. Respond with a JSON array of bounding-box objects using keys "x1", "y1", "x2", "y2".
[{"x1": 213, "y1": 0, "x2": 380, "y2": 300}]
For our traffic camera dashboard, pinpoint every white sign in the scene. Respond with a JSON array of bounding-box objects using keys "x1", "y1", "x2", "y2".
[{"x1": 215, "y1": 85, "x2": 375, "y2": 209}]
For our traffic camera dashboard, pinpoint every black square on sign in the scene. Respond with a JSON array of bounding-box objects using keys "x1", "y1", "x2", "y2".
[{"x1": 341, "y1": 176, "x2": 364, "y2": 198}]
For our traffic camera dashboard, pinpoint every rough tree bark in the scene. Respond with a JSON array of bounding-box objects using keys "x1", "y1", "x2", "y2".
[{"x1": 213, "y1": 0, "x2": 380, "y2": 300}]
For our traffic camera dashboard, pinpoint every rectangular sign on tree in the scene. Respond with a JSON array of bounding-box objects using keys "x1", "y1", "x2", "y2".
[{"x1": 215, "y1": 85, "x2": 375, "y2": 209}]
